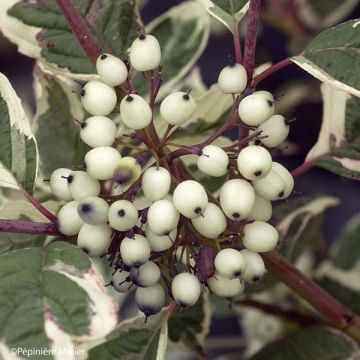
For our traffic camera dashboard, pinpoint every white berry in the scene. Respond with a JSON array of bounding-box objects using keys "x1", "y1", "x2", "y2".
[
  {"x1": 84, "y1": 147, "x2": 121, "y2": 181},
  {"x1": 120, "y1": 234, "x2": 151, "y2": 267},
  {"x1": 96, "y1": 54, "x2": 128, "y2": 87},
  {"x1": 214, "y1": 248, "x2": 245, "y2": 279},
  {"x1": 49, "y1": 168, "x2": 73, "y2": 201},
  {"x1": 80, "y1": 116, "x2": 116, "y2": 148},
  {"x1": 130, "y1": 34, "x2": 161, "y2": 72},
  {"x1": 207, "y1": 273, "x2": 244, "y2": 298},
  {"x1": 57, "y1": 200, "x2": 84, "y2": 236},
  {"x1": 218, "y1": 63, "x2": 247, "y2": 94},
  {"x1": 160, "y1": 91, "x2": 196, "y2": 126},
  {"x1": 271, "y1": 162, "x2": 294, "y2": 198},
  {"x1": 146, "y1": 226, "x2": 176, "y2": 252},
  {"x1": 81, "y1": 80, "x2": 117, "y2": 116},
  {"x1": 130, "y1": 261, "x2": 161, "y2": 287},
  {"x1": 197, "y1": 145, "x2": 229, "y2": 177},
  {"x1": 243, "y1": 221, "x2": 279, "y2": 252},
  {"x1": 108, "y1": 200, "x2": 138, "y2": 231},
  {"x1": 258, "y1": 115, "x2": 289, "y2": 148},
  {"x1": 240, "y1": 249, "x2": 266, "y2": 282},
  {"x1": 173, "y1": 180, "x2": 208, "y2": 218},
  {"x1": 77, "y1": 223, "x2": 112, "y2": 257},
  {"x1": 77, "y1": 196, "x2": 109, "y2": 225},
  {"x1": 171, "y1": 273, "x2": 201, "y2": 307},
  {"x1": 237, "y1": 145, "x2": 272, "y2": 180},
  {"x1": 252, "y1": 169, "x2": 286, "y2": 201},
  {"x1": 120, "y1": 94, "x2": 152, "y2": 130},
  {"x1": 147, "y1": 199, "x2": 180, "y2": 235},
  {"x1": 112, "y1": 270, "x2": 134, "y2": 293},
  {"x1": 238, "y1": 92, "x2": 275, "y2": 126},
  {"x1": 67, "y1": 171, "x2": 101, "y2": 200},
  {"x1": 135, "y1": 283, "x2": 166, "y2": 317},
  {"x1": 219, "y1": 179, "x2": 255, "y2": 220},
  {"x1": 254, "y1": 90, "x2": 274, "y2": 102},
  {"x1": 191, "y1": 203, "x2": 227, "y2": 239},
  {"x1": 142, "y1": 167, "x2": 171, "y2": 201},
  {"x1": 247, "y1": 194, "x2": 272, "y2": 222}
]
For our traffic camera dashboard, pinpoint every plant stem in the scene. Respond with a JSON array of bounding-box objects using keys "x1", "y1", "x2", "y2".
[
  {"x1": 233, "y1": 19, "x2": 242, "y2": 64},
  {"x1": 55, "y1": 0, "x2": 101, "y2": 65},
  {"x1": 243, "y1": 0, "x2": 262, "y2": 81},
  {"x1": 0, "y1": 219, "x2": 61, "y2": 236},
  {"x1": 262, "y1": 251, "x2": 360, "y2": 342}
]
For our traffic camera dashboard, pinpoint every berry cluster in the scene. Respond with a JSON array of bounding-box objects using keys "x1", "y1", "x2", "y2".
[{"x1": 50, "y1": 32, "x2": 294, "y2": 319}]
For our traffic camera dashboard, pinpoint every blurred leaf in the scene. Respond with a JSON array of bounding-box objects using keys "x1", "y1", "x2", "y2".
[
  {"x1": 250, "y1": 327, "x2": 359, "y2": 360},
  {"x1": 311, "y1": 0, "x2": 358, "y2": 17},
  {"x1": 292, "y1": 19, "x2": 360, "y2": 97},
  {"x1": 306, "y1": 83, "x2": 360, "y2": 179},
  {"x1": 168, "y1": 293, "x2": 211, "y2": 357},
  {"x1": 7, "y1": 0, "x2": 140, "y2": 76},
  {"x1": 88, "y1": 313, "x2": 168, "y2": 360},
  {"x1": 197, "y1": 0, "x2": 249, "y2": 32},
  {"x1": 0, "y1": 242, "x2": 118, "y2": 356},
  {"x1": 0, "y1": 73, "x2": 38, "y2": 194},
  {"x1": 33, "y1": 68, "x2": 87, "y2": 178}
]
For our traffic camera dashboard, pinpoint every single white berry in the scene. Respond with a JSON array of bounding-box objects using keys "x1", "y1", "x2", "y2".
[
  {"x1": 81, "y1": 80, "x2": 117, "y2": 116},
  {"x1": 96, "y1": 54, "x2": 128, "y2": 86},
  {"x1": 219, "y1": 179, "x2": 255, "y2": 220},
  {"x1": 67, "y1": 171, "x2": 101, "y2": 200},
  {"x1": 218, "y1": 63, "x2": 247, "y2": 94},
  {"x1": 147, "y1": 199, "x2": 180, "y2": 235},
  {"x1": 84, "y1": 147, "x2": 121, "y2": 180},
  {"x1": 130, "y1": 261, "x2": 161, "y2": 287},
  {"x1": 135, "y1": 283, "x2": 166, "y2": 317},
  {"x1": 191, "y1": 203, "x2": 227, "y2": 239},
  {"x1": 120, "y1": 94, "x2": 152, "y2": 130},
  {"x1": 197, "y1": 145, "x2": 229, "y2": 177},
  {"x1": 49, "y1": 168, "x2": 73, "y2": 201},
  {"x1": 254, "y1": 90, "x2": 274, "y2": 102},
  {"x1": 243, "y1": 221, "x2": 279, "y2": 252},
  {"x1": 120, "y1": 234, "x2": 151, "y2": 267},
  {"x1": 146, "y1": 226, "x2": 176, "y2": 252},
  {"x1": 172, "y1": 273, "x2": 201, "y2": 306},
  {"x1": 160, "y1": 91, "x2": 196, "y2": 126},
  {"x1": 80, "y1": 116, "x2": 116, "y2": 148},
  {"x1": 113, "y1": 156, "x2": 142, "y2": 187},
  {"x1": 130, "y1": 34, "x2": 161, "y2": 72},
  {"x1": 258, "y1": 115, "x2": 289, "y2": 148},
  {"x1": 237, "y1": 145, "x2": 272, "y2": 180},
  {"x1": 207, "y1": 273, "x2": 244, "y2": 298},
  {"x1": 214, "y1": 248, "x2": 245, "y2": 279},
  {"x1": 142, "y1": 167, "x2": 171, "y2": 201},
  {"x1": 238, "y1": 91, "x2": 275, "y2": 126},
  {"x1": 108, "y1": 200, "x2": 138, "y2": 231},
  {"x1": 57, "y1": 200, "x2": 84, "y2": 236},
  {"x1": 173, "y1": 180, "x2": 208, "y2": 219},
  {"x1": 252, "y1": 169, "x2": 286, "y2": 201},
  {"x1": 112, "y1": 270, "x2": 134, "y2": 293},
  {"x1": 247, "y1": 194, "x2": 272, "y2": 222},
  {"x1": 240, "y1": 249, "x2": 266, "y2": 282},
  {"x1": 77, "y1": 196, "x2": 109, "y2": 225},
  {"x1": 271, "y1": 162, "x2": 294, "y2": 198},
  {"x1": 77, "y1": 223, "x2": 112, "y2": 257}
]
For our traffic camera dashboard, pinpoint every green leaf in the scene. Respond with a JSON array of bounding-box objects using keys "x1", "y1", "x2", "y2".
[
  {"x1": 197, "y1": 0, "x2": 249, "y2": 32},
  {"x1": 0, "y1": 72, "x2": 38, "y2": 194},
  {"x1": 0, "y1": 241, "x2": 118, "y2": 357},
  {"x1": 250, "y1": 327, "x2": 359, "y2": 360},
  {"x1": 332, "y1": 213, "x2": 360, "y2": 270},
  {"x1": 7, "y1": 0, "x2": 140, "y2": 76},
  {"x1": 306, "y1": 83, "x2": 360, "y2": 179},
  {"x1": 292, "y1": 19, "x2": 360, "y2": 97},
  {"x1": 88, "y1": 313, "x2": 168, "y2": 360},
  {"x1": 33, "y1": 68, "x2": 86, "y2": 178},
  {"x1": 168, "y1": 293, "x2": 211, "y2": 356}
]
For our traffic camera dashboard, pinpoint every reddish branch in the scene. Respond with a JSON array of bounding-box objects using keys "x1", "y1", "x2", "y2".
[{"x1": 0, "y1": 219, "x2": 61, "y2": 236}]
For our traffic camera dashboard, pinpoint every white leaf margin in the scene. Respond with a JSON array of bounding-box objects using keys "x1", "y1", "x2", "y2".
[{"x1": 0, "y1": 72, "x2": 39, "y2": 191}]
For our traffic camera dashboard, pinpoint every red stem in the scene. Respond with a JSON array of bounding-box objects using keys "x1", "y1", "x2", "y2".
[
  {"x1": 55, "y1": 0, "x2": 101, "y2": 65},
  {"x1": 0, "y1": 219, "x2": 61, "y2": 236},
  {"x1": 233, "y1": 19, "x2": 243, "y2": 64},
  {"x1": 243, "y1": 0, "x2": 262, "y2": 81}
]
